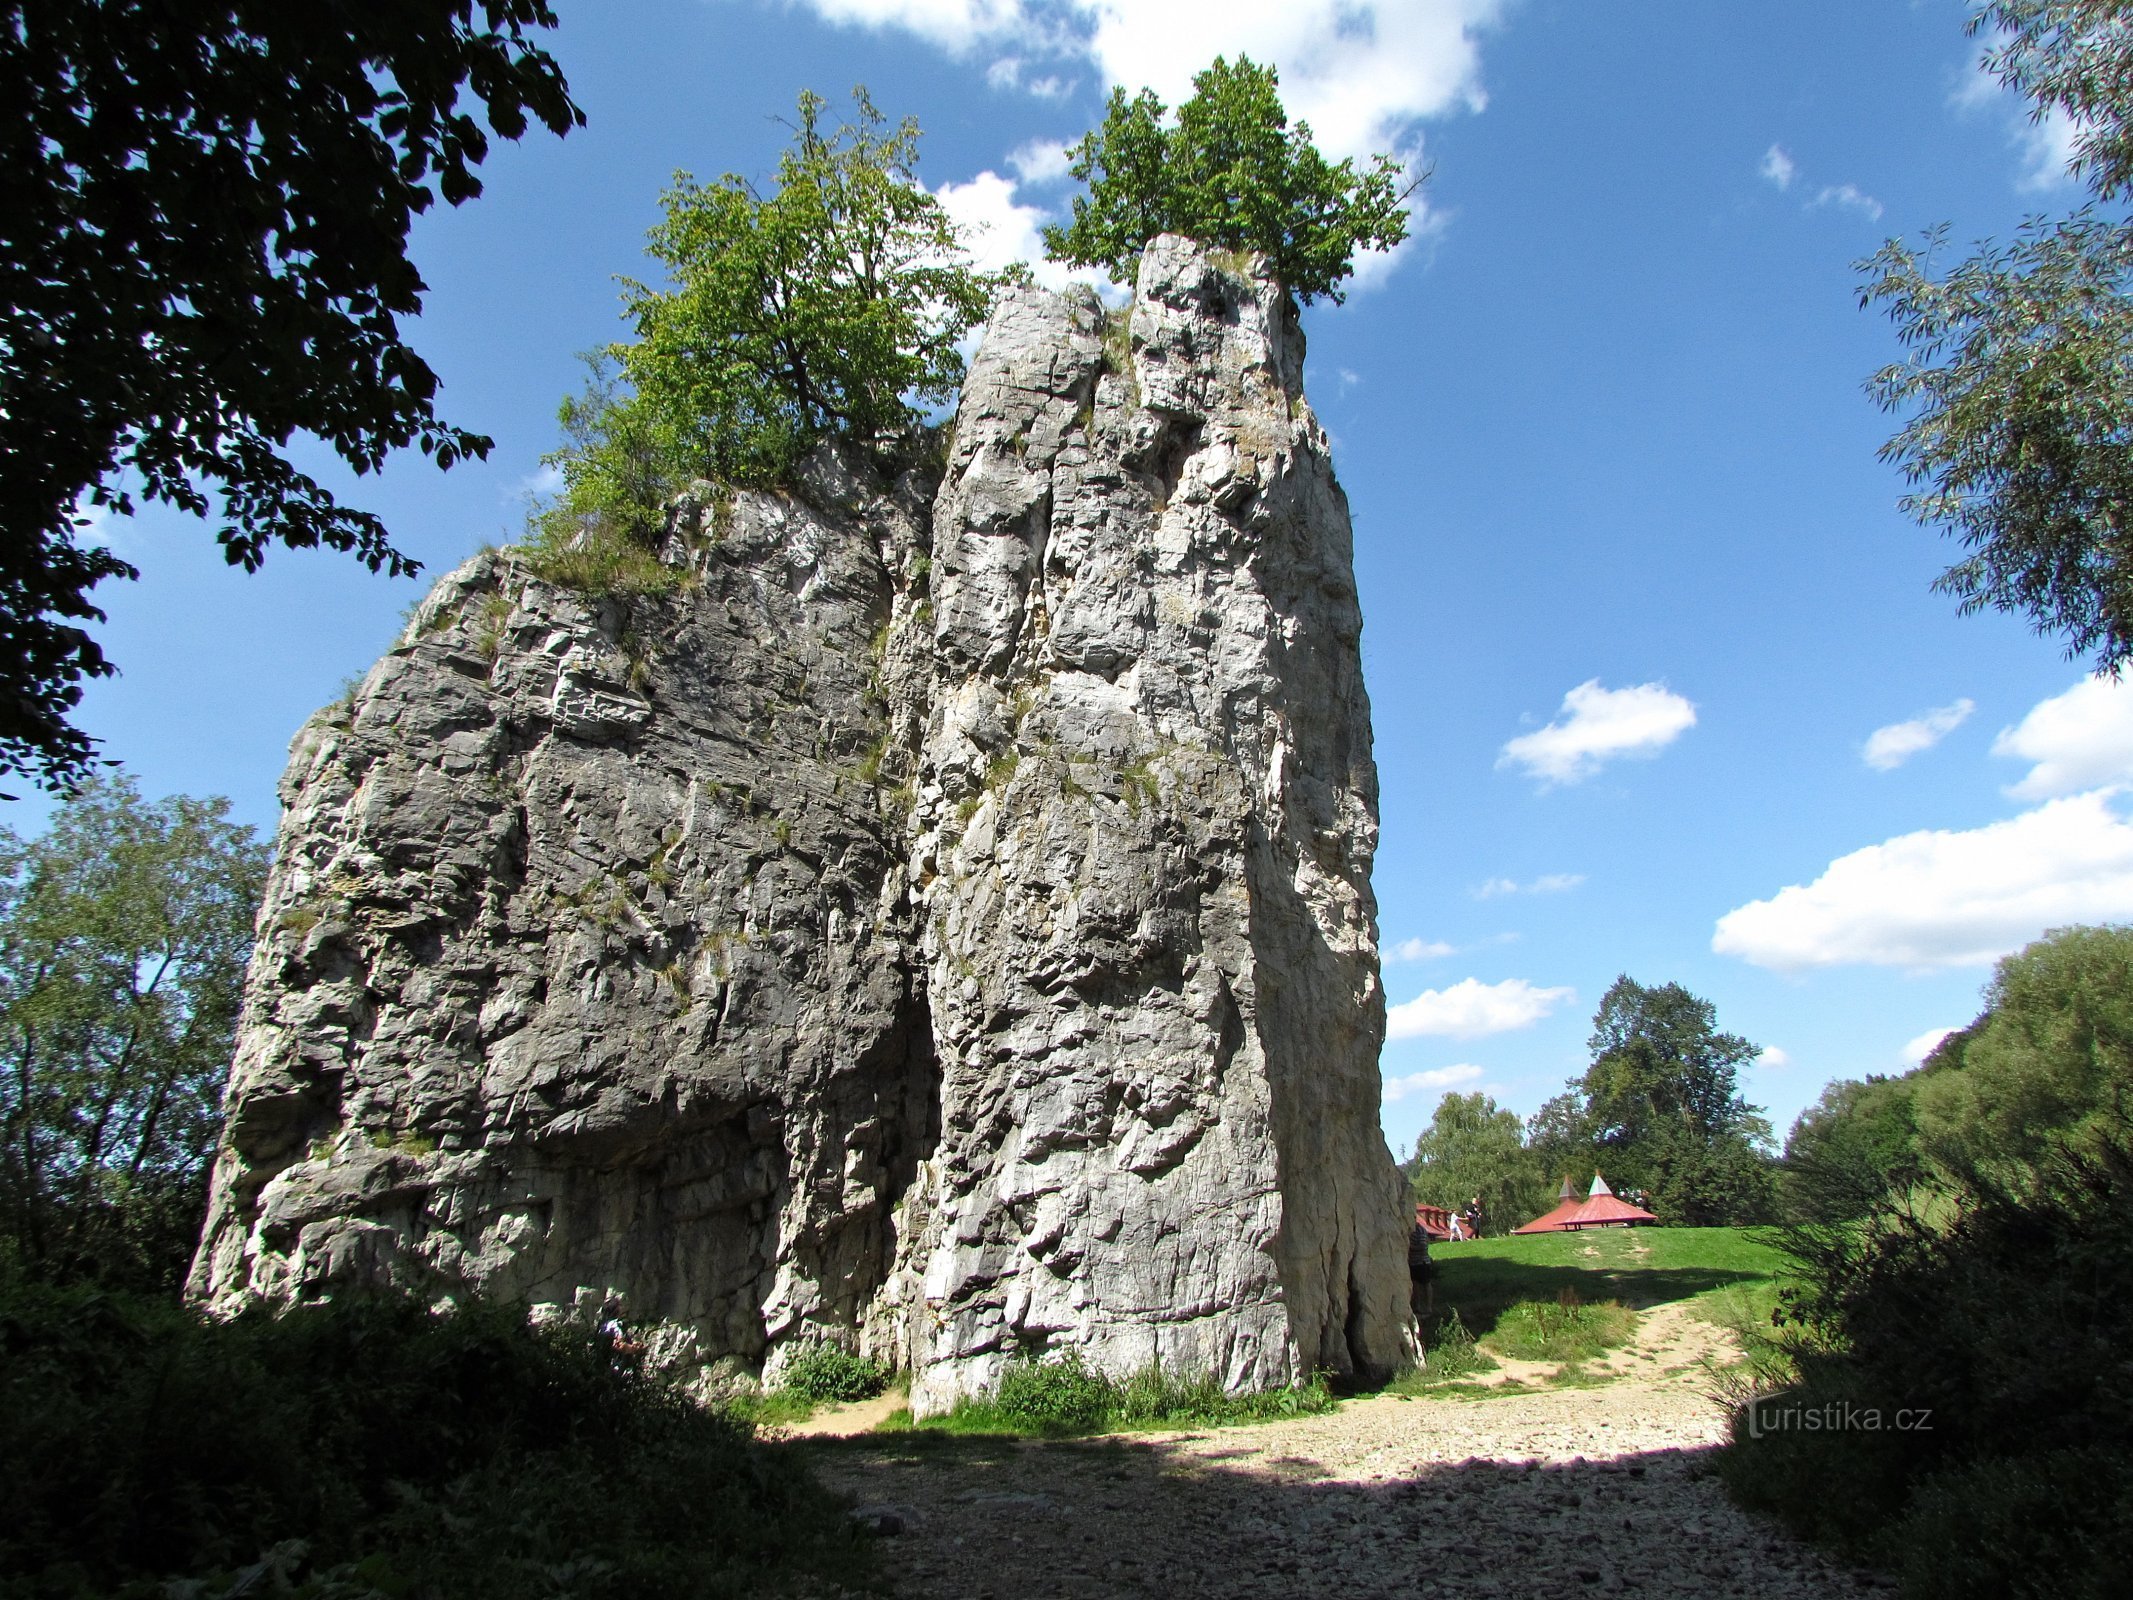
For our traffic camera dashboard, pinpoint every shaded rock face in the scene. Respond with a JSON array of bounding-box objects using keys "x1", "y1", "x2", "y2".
[{"x1": 193, "y1": 237, "x2": 1414, "y2": 1406}]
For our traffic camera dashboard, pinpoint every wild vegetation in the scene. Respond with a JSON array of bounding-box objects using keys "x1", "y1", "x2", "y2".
[
  {"x1": 527, "y1": 87, "x2": 1013, "y2": 591},
  {"x1": 0, "y1": 776, "x2": 266, "y2": 1291},
  {"x1": 887, "y1": 1352, "x2": 1338, "y2": 1439},
  {"x1": 0, "y1": 1274, "x2": 872, "y2": 1598},
  {"x1": 1722, "y1": 925, "x2": 2133, "y2": 1597}
]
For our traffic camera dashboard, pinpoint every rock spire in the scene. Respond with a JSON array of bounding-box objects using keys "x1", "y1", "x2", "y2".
[{"x1": 191, "y1": 236, "x2": 1415, "y2": 1408}]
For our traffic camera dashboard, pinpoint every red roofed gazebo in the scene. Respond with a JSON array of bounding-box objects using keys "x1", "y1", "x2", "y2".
[
  {"x1": 1515, "y1": 1173, "x2": 1657, "y2": 1233},
  {"x1": 1512, "y1": 1174, "x2": 1584, "y2": 1235}
]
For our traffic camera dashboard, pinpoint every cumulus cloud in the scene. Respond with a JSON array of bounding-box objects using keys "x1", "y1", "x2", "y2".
[
  {"x1": 1497, "y1": 680, "x2": 1697, "y2": 786},
  {"x1": 1387, "y1": 977, "x2": 1574, "y2": 1040},
  {"x1": 1756, "y1": 1046, "x2": 1791, "y2": 1069},
  {"x1": 931, "y1": 171, "x2": 1116, "y2": 292},
  {"x1": 777, "y1": 1, "x2": 1506, "y2": 292},
  {"x1": 802, "y1": 0, "x2": 1040, "y2": 55},
  {"x1": 1472, "y1": 873, "x2": 1585, "y2": 899},
  {"x1": 1812, "y1": 182, "x2": 1884, "y2": 221},
  {"x1": 1903, "y1": 1027, "x2": 1959, "y2": 1066},
  {"x1": 1712, "y1": 791, "x2": 2133, "y2": 970},
  {"x1": 1993, "y1": 676, "x2": 2133, "y2": 800},
  {"x1": 1386, "y1": 937, "x2": 1457, "y2": 962},
  {"x1": 1952, "y1": 42, "x2": 2085, "y2": 193},
  {"x1": 1759, "y1": 144, "x2": 1796, "y2": 190},
  {"x1": 1863, "y1": 698, "x2": 1974, "y2": 771},
  {"x1": 1382, "y1": 1062, "x2": 1484, "y2": 1103},
  {"x1": 1007, "y1": 137, "x2": 1075, "y2": 185},
  {"x1": 783, "y1": 0, "x2": 1502, "y2": 159}
]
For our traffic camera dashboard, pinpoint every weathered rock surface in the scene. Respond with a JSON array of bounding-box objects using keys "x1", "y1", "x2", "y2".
[{"x1": 192, "y1": 237, "x2": 1413, "y2": 1408}]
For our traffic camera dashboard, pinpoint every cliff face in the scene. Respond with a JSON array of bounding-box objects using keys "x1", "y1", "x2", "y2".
[{"x1": 192, "y1": 237, "x2": 1414, "y2": 1406}]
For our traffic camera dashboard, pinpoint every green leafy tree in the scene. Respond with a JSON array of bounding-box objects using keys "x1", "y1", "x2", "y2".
[
  {"x1": 2, "y1": 3, "x2": 583, "y2": 791},
  {"x1": 1781, "y1": 1075, "x2": 1924, "y2": 1224},
  {"x1": 1525, "y1": 1089, "x2": 1595, "y2": 1194},
  {"x1": 0, "y1": 775, "x2": 266, "y2": 1288},
  {"x1": 1862, "y1": 1, "x2": 2133, "y2": 670},
  {"x1": 1576, "y1": 976, "x2": 1777, "y2": 1225},
  {"x1": 1405, "y1": 1091, "x2": 1552, "y2": 1236},
  {"x1": 1041, "y1": 55, "x2": 1415, "y2": 305},
  {"x1": 540, "y1": 86, "x2": 1011, "y2": 554},
  {"x1": 1910, "y1": 924, "x2": 2133, "y2": 1172}
]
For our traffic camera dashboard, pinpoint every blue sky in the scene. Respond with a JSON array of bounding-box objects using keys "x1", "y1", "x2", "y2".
[{"x1": 45, "y1": 0, "x2": 2133, "y2": 1162}]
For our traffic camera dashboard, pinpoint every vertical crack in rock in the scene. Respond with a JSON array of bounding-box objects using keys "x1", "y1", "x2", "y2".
[{"x1": 192, "y1": 237, "x2": 1414, "y2": 1409}]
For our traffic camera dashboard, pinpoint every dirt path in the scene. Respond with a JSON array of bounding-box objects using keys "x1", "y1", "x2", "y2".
[{"x1": 797, "y1": 1305, "x2": 1889, "y2": 1599}]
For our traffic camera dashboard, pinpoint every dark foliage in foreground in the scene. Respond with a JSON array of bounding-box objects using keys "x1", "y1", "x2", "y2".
[
  {"x1": 0, "y1": 1276, "x2": 872, "y2": 1599},
  {"x1": 1720, "y1": 1131, "x2": 2133, "y2": 1599},
  {"x1": 2, "y1": 2, "x2": 582, "y2": 787}
]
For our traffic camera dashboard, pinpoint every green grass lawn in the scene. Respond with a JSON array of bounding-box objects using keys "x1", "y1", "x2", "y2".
[{"x1": 1427, "y1": 1226, "x2": 1788, "y2": 1357}]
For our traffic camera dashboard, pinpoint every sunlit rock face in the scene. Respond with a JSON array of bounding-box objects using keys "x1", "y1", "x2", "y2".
[{"x1": 191, "y1": 236, "x2": 1414, "y2": 1409}]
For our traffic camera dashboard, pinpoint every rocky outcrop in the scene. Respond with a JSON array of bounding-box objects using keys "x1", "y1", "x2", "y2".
[{"x1": 192, "y1": 237, "x2": 1414, "y2": 1408}]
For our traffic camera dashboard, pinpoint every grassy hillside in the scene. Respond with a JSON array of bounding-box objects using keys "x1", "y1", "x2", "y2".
[{"x1": 1430, "y1": 1226, "x2": 1787, "y2": 1341}]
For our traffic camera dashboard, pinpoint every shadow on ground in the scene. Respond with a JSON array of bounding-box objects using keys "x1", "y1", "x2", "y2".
[
  {"x1": 789, "y1": 1422, "x2": 1881, "y2": 1600},
  {"x1": 1430, "y1": 1260, "x2": 1766, "y2": 1336}
]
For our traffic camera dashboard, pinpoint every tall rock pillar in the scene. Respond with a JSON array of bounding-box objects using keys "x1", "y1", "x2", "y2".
[{"x1": 900, "y1": 236, "x2": 1414, "y2": 1410}]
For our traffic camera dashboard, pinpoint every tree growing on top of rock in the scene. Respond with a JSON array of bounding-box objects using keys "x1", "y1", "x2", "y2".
[
  {"x1": 1041, "y1": 56, "x2": 1416, "y2": 306},
  {"x1": 536, "y1": 86, "x2": 1015, "y2": 567}
]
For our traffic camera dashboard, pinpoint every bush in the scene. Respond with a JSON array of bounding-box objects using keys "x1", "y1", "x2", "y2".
[
  {"x1": 1718, "y1": 1129, "x2": 2133, "y2": 1596},
  {"x1": 994, "y1": 1350, "x2": 1113, "y2": 1435},
  {"x1": 779, "y1": 1344, "x2": 889, "y2": 1404},
  {"x1": 0, "y1": 1275, "x2": 871, "y2": 1598}
]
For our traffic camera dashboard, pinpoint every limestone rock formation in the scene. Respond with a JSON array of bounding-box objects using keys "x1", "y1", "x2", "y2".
[{"x1": 192, "y1": 236, "x2": 1415, "y2": 1408}]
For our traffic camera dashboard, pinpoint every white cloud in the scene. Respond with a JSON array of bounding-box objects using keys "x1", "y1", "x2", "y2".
[
  {"x1": 2015, "y1": 105, "x2": 2084, "y2": 192},
  {"x1": 1952, "y1": 41, "x2": 2086, "y2": 193},
  {"x1": 1472, "y1": 872, "x2": 1585, "y2": 899},
  {"x1": 1812, "y1": 182, "x2": 1884, "y2": 222},
  {"x1": 1712, "y1": 790, "x2": 2133, "y2": 971},
  {"x1": 1498, "y1": 679, "x2": 1697, "y2": 786},
  {"x1": 785, "y1": 0, "x2": 1501, "y2": 294},
  {"x1": 1387, "y1": 977, "x2": 1574, "y2": 1040},
  {"x1": 1993, "y1": 675, "x2": 2133, "y2": 800},
  {"x1": 1008, "y1": 137, "x2": 1075, "y2": 186},
  {"x1": 512, "y1": 462, "x2": 565, "y2": 504},
  {"x1": 1759, "y1": 144, "x2": 1796, "y2": 190},
  {"x1": 1863, "y1": 698, "x2": 1974, "y2": 771},
  {"x1": 931, "y1": 171, "x2": 1117, "y2": 293},
  {"x1": 1382, "y1": 1062, "x2": 1484, "y2": 1103},
  {"x1": 1756, "y1": 1046, "x2": 1791, "y2": 1070},
  {"x1": 786, "y1": 0, "x2": 1504, "y2": 160},
  {"x1": 1386, "y1": 937, "x2": 1456, "y2": 962},
  {"x1": 1902, "y1": 1027, "x2": 1958, "y2": 1066},
  {"x1": 802, "y1": 0, "x2": 1040, "y2": 55}
]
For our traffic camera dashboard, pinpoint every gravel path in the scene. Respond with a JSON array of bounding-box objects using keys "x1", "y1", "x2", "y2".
[{"x1": 796, "y1": 1304, "x2": 1889, "y2": 1599}]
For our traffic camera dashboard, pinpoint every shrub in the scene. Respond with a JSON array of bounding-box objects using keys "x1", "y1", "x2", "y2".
[
  {"x1": 0, "y1": 1274, "x2": 870, "y2": 1598},
  {"x1": 779, "y1": 1344, "x2": 889, "y2": 1404},
  {"x1": 1108, "y1": 1363, "x2": 1334, "y2": 1427},
  {"x1": 1718, "y1": 1129, "x2": 2133, "y2": 1596},
  {"x1": 994, "y1": 1350, "x2": 1113, "y2": 1435}
]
